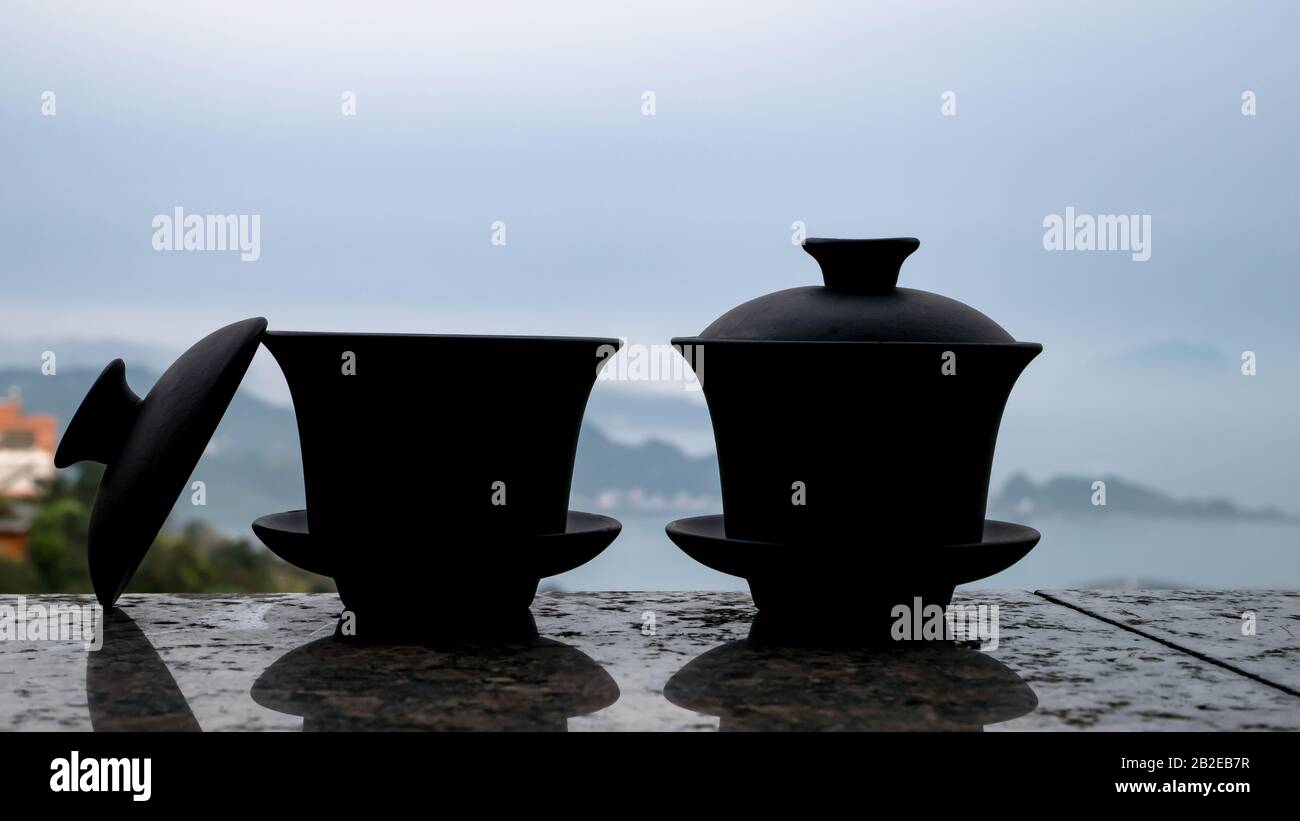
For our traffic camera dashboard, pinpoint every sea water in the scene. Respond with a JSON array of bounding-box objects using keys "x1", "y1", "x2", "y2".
[{"x1": 549, "y1": 513, "x2": 1300, "y2": 592}]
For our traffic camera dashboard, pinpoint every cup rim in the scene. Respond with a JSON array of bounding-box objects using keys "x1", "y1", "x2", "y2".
[
  {"x1": 266, "y1": 329, "x2": 622, "y2": 347},
  {"x1": 671, "y1": 336, "x2": 1042, "y2": 351}
]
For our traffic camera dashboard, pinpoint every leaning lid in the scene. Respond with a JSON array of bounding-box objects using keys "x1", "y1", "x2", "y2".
[
  {"x1": 695, "y1": 238, "x2": 1016, "y2": 343},
  {"x1": 54, "y1": 317, "x2": 268, "y2": 607}
]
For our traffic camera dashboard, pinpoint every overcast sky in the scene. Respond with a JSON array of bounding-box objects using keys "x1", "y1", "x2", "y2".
[{"x1": 2, "y1": 1, "x2": 1298, "y2": 505}]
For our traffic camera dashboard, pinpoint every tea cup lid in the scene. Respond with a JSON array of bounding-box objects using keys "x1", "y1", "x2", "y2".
[
  {"x1": 694, "y1": 238, "x2": 1019, "y2": 344},
  {"x1": 54, "y1": 317, "x2": 267, "y2": 607}
]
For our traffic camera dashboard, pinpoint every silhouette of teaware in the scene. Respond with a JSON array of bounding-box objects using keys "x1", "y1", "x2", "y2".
[
  {"x1": 262, "y1": 331, "x2": 618, "y2": 540},
  {"x1": 664, "y1": 632, "x2": 1038, "y2": 731},
  {"x1": 667, "y1": 238, "x2": 1042, "y2": 626},
  {"x1": 251, "y1": 633, "x2": 619, "y2": 731},
  {"x1": 666, "y1": 515, "x2": 1039, "y2": 618},
  {"x1": 257, "y1": 330, "x2": 624, "y2": 630},
  {"x1": 252, "y1": 509, "x2": 620, "y2": 635},
  {"x1": 55, "y1": 318, "x2": 267, "y2": 607},
  {"x1": 53, "y1": 319, "x2": 624, "y2": 624},
  {"x1": 86, "y1": 609, "x2": 200, "y2": 732}
]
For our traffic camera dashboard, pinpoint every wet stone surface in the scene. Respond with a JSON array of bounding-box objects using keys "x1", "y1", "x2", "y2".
[
  {"x1": 1039, "y1": 589, "x2": 1300, "y2": 696},
  {"x1": 0, "y1": 591, "x2": 1297, "y2": 731}
]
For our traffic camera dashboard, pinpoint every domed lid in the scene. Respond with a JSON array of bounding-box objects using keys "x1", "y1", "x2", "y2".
[
  {"x1": 54, "y1": 317, "x2": 267, "y2": 607},
  {"x1": 696, "y1": 238, "x2": 1016, "y2": 343}
]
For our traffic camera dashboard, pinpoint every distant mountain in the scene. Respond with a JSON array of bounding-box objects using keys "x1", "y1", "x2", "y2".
[
  {"x1": 989, "y1": 472, "x2": 1297, "y2": 522},
  {"x1": 0, "y1": 338, "x2": 182, "y2": 377},
  {"x1": 572, "y1": 423, "x2": 719, "y2": 513},
  {"x1": 6, "y1": 364, "x2": 1288, "y2": 535},
  {"x1": 584, "y1": 383, "x2": 715, "y2": 455}
]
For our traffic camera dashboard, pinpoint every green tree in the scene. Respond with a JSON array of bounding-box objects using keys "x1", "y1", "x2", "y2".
[
  {"x1": 4, "y1": 462, "x2": 331, "y2": 595},
  {"x1": 26, "y1": 497, "x2": 91, "y2": 591}
]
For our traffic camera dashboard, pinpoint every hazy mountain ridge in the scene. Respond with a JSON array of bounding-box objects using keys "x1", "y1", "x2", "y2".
[
  {"x1": 3, "y1": 366, "x2": 1292, "y2": 537},
  {"x1": 989, "y1": 472, "x2": 1298, "y2": 523}
]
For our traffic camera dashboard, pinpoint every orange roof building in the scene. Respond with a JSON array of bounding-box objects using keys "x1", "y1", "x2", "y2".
[{"x1": 0, "y1": 388, "x2": 57, "y2": 499}]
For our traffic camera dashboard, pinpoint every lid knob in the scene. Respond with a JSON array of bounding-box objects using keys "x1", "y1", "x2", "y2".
[
  {"x1": 54, "y1": 359, "x2": 143, "y2": 468},
  {"x1": 803, "y1": 237, "x2": 920, "y2": 293}
]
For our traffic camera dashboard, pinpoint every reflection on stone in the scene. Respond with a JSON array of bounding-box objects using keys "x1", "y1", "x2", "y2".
[
  {"x1": 86, "y1": 609, "x2": 200, "y2": 732},
  {"x1": 665, "y1": 631, "x2": 1037, "y2": 731},
  {"x1": 251, "y1": 635, "x2": 619, "y2": 731},
  {"x1": 331, "y1": 605, "x2": 542, "y2": 645}
]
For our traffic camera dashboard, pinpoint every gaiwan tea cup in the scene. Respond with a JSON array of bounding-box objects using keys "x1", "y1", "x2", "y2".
[
  {"x1": 672, "y1": 238, "x2": 1041, "y2": 549},
  {"x1": 261, "y1": 331, "x2": 621, "y2": 619},
  {"x1": 51, "y1": 316, "x2": 622, "y2": 624}
]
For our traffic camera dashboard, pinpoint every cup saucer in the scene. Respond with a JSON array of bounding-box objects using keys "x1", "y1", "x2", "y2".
[
  {"x1": 252, "y1": 509, "x2": 622, "y2": 582},
  {"x1": 664, "y1": 515, "x2": 1039, "y2": 587}
]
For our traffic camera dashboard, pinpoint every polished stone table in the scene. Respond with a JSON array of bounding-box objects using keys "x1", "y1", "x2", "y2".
[{"x1": 1, "y1": 591, "x2": 1297, "y2": 731}]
